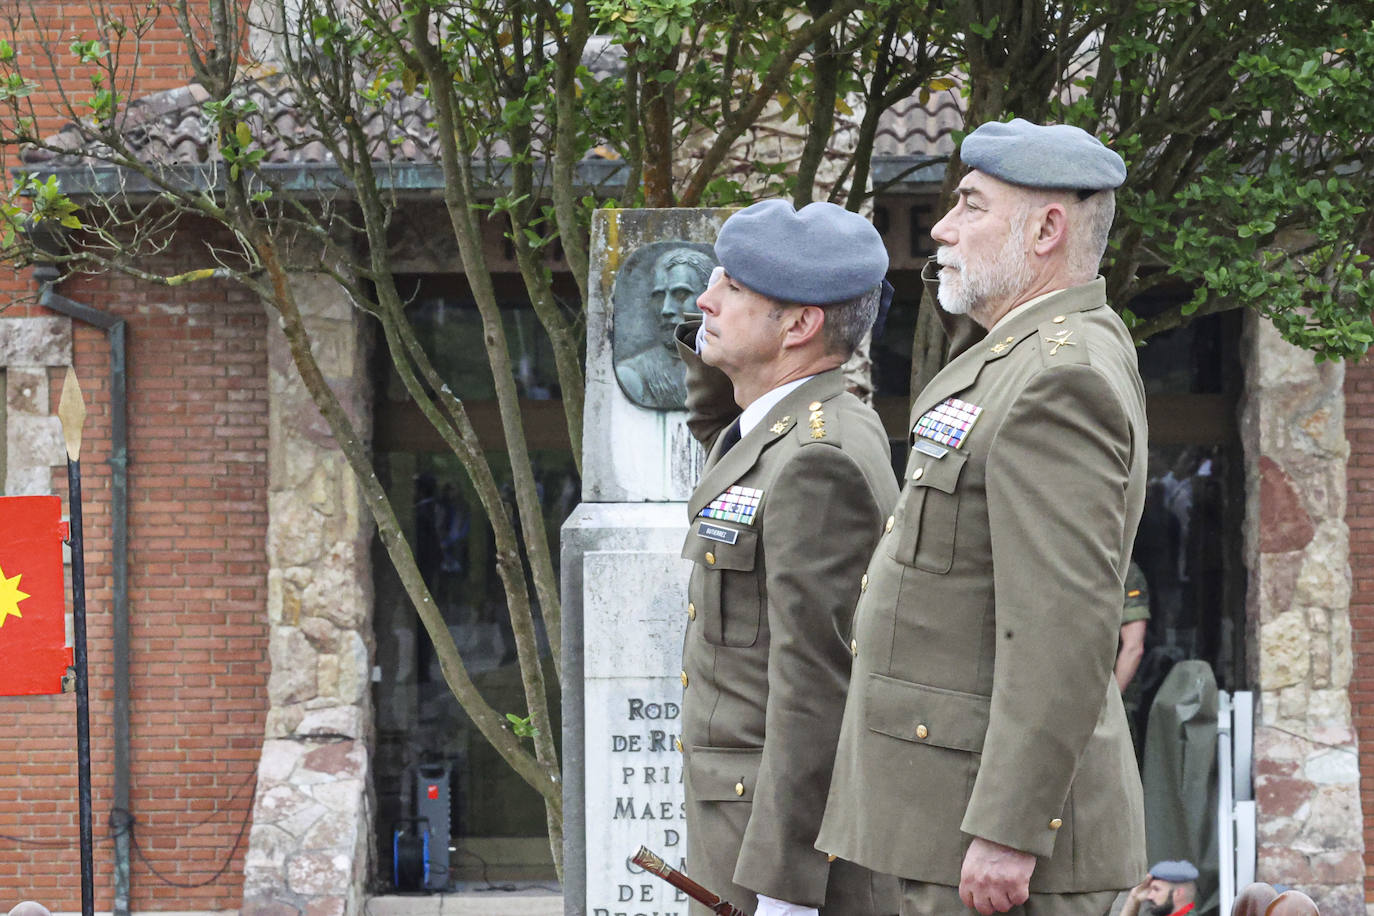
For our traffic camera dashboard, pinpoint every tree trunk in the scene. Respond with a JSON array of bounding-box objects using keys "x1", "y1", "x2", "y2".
[{"x1": 794, "y1": 17, "x2": 838, "y2": 207}]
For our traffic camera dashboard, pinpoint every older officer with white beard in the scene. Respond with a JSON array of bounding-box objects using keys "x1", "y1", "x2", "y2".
[{"x1": 818, "y1": 119, "x2": 1150, "y2": 916}]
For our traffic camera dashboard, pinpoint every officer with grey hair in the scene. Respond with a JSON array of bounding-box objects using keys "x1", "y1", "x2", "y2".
[
  {"x1": 674, "y1": 199, "x2": 900, "y2": 916},
  {"x1": 818, "y1": 119, "x2": 1149, "y2": 916}
]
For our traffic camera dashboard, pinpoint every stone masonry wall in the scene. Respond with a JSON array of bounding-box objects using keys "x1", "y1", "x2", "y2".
[
  {"x1": 1, "y1": 317, "x2": 70, "y2": 494},
  {"x1": 1244, "y1": 315, "x2": 1365, "y2": 914},
  {"x1": 241, "y1": 275, "x2": 375, "y2": 916}
]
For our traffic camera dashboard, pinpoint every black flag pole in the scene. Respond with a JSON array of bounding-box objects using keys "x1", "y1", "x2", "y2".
[{"x1": 58, "y1": 367, "x2": 95, "y2": 916}]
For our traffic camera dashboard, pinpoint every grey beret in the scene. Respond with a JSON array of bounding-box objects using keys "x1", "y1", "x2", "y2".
[
  {"x1": 961, "y1": 118, "x2": 1126, "y2": 190},
  {"x1": 1149, "y1": 860, "x2": 1200, "y2": 883},
  {"x1": 714, "y1": 199, "x2": 888, "y2": 305}
]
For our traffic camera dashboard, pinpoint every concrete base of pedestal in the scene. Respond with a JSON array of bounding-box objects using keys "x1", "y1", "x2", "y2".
[{"x1": 561, "y1": 502, "x2": 693, "y2": 916}]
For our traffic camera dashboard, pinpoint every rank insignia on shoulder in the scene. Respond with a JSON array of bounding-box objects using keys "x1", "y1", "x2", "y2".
[
  {"x1": 913, "y1": 396, "x2": 982, "y2": 450},
  {"x1": 770, "y1": 416, "x2": 792, "y2": 434},
  {"x1": 809, "y1": 406, "x2": 827, "y2": 440},
  {"x1": 700, "y1": 484, "x2": 763, "y2": 525},
  {"x1": 1043, "y1": 329, "x2": 1076, "y2": 356}
]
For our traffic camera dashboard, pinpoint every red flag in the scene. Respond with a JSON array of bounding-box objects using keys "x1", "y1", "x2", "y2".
[{"x1": 0, "y1": 495, "x2": 72, "y2": 695}]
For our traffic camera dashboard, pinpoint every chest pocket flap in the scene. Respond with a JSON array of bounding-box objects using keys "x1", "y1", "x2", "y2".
[
  {"x1": 681, "y1": 521, "x2": 759, "y2": 571},
  {"x1": 889, "y1": 447, "x2": 967, "y2": 573},
  {"x1": 910, "y1": 445, "x2": 966, "y2": 493},
  {"x1": 688, "y1": 745, "x2": 762, "y2": 802},
  {"x1": 682, "y1": 521, "x2": 762, "y2": 647},
  {"x1": 865, "y1": 672, "x2": 990, "y2": 753}
]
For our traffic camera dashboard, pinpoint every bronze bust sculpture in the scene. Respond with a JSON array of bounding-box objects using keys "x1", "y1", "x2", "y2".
[{"x1": 613, "y1": 243, "x2": 717, "y2": 410}]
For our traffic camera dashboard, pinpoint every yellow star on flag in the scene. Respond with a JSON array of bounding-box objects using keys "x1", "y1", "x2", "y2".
[{"x1": 0, "y1": 565, "x2": 29, "y2": 628}]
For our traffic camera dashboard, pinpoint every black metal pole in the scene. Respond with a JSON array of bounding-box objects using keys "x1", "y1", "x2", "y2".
[
  {"x1": 61, "y1": 365, "x2": 96, "y2": 916},
  {"x1": 64, "y1": 406, "x2": 96, "y2": 916}
]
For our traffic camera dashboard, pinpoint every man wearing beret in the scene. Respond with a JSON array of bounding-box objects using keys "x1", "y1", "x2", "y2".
[
  {"x1": 1120, "y1": 861, "x2": 1200, "y2": 916},
  {"x1": 675, "y1": 199, "x2": 900, "y2": 916},
  {"x1": 817, "y1": 118, "x2": 1149, "y2": 916}
]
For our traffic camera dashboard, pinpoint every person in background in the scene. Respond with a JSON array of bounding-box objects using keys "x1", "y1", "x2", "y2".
[
  {"x1": 1117, "y1": 561, "x2": 1151, "y2": 691},
  {"x1": 1121, "y1": 860, "x2": 1199, "y2": 916}
]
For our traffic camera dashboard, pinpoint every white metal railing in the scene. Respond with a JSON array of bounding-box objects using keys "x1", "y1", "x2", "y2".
[{"x1": 1217, "y1": 690, "x2": 1256, "y2": 916}]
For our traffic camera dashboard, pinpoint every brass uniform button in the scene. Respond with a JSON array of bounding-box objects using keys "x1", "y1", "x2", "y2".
[
  {"x1": 860, "y1": 573, "x2": 868, "y2": 592},
  {"x1": 674, "y1": 737, "x2": 683, "y2": 753},
  {"x1": 687, "y1": 602, "x2": 696, "y2": 620},
  {"x1": 884, "y1": 515, "x2": 895, "y2": 533},
  {"x1": 1052, "y1": 315, "x2": 1066, "y2": 323},
  {"x1": 734, "y1": 782, "x2": 745, "y2": 797},
  {"x1": 680, "y1": 670, "x2": 689, "y2": 688},
  {"x1": 915, "y1": 724, "x2": 928, "y2": 739},
  {"x1": 1049, "y1": 818, "x2": 1063, "y2": 830},
  {"x1": 850, "y1": 638, "x2": 858, "y2": 657},
  {"x1": 808, "y1": 400, "x2": 823, "y2": 411},
  {"x1": 912, "y1": 466, "x2": 924, "y2": 481},
  {"x1": 705, "y1": 551, "x2": 716, "y2": 566}
]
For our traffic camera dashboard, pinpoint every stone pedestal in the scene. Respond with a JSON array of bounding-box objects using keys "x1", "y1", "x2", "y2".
[
  {"x1": 562, "y1": 503, "x2": 693, "y2": 916},
  {"x1": 582, "y1": 208, "x2": 730, "y2": 503},
  {"x1": 564, "y1": 208, "x2": 731, "y2": 915}
]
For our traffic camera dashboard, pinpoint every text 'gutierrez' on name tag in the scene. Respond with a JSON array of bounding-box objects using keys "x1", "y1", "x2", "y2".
[{"x1": 697, "y1": 522, "x2": 739, "y2": 545}]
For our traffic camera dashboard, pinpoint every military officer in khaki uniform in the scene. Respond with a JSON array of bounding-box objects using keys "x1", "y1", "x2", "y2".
[
  {"x1": 676, "y1": 200, "x2": 900, "y2": 916},
  {"x1": 817, "y1": 120, "x2": 1149, "y2": 916}
]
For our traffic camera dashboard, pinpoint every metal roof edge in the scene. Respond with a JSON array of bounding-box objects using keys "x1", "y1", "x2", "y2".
[
  {"x1": 16, "y1": 155, "x2": 947, "y2": 201},
  {"x1": 15, "y1": 157, "x2": 633, "y2": 200}
]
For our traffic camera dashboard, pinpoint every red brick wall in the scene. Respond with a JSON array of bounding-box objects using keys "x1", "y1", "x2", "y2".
[
  {"x1": 0, "y1": 251, "x2": 270, "y2": 909},
  {"x1": 2, "y1": 5, "x2": 272, "y2": 908},
  {"x1": 1346, "y1": 357, "x2": 1374, "y2": 903},
  {"x1": 1, "y1": 1, "x2": 208, "y2": 313}
]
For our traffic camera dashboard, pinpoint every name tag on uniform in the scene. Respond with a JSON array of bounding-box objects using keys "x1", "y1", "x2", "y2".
[
  {"x1": 913, "y1": 438, "x2": 948, "y2": 459},
  {"x1": 697, "y1": 522, "x2": 739, "y2": 545},
  {"x1": 700, "y1": 484, "x2": 763, "y2": 525},
  {"x1": 913, "y1": 397, "x2": 982, "y2": 450}
]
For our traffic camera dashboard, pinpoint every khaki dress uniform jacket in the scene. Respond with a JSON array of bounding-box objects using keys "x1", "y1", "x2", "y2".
[
  {"x1": 674, "y1": 322, "x2": 900, "y2": 915},
  {"x1": 816, "y1": 280, "x2": 1149, "y2": 894}
]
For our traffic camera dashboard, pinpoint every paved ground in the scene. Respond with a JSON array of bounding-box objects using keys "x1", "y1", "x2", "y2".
[
  {"x1": 368, "y1": 888, "x2": 562, "y2": 916},
  {"x1": 42, "y1": 890, "x2": 563, "y2": 916}
]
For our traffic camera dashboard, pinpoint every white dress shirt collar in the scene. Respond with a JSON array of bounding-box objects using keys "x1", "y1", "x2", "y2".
[{"x1": 738, "y1": 376, "x2": 814, "y2": 437}]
